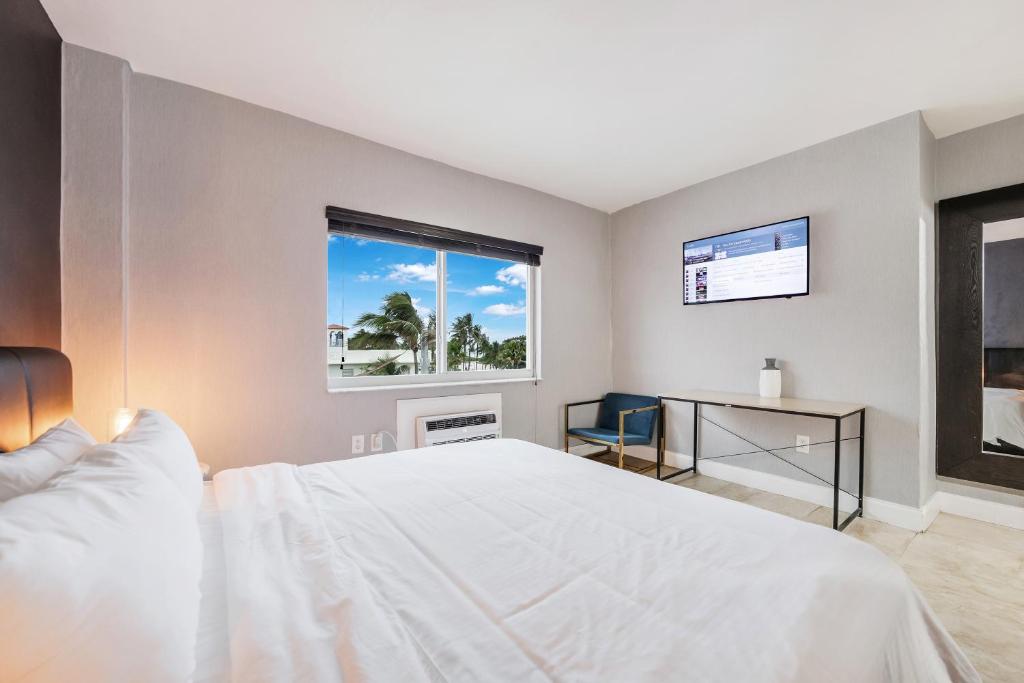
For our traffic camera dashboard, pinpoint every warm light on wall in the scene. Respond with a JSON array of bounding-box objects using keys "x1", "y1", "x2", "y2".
[{"x1": 110, "y1": 408, "x2": 136, "y2": 439}]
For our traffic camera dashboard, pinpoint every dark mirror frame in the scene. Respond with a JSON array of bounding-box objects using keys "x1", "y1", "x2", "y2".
[{"x1": 936, "y1": 181, "x2": 1024, "y2": 490}]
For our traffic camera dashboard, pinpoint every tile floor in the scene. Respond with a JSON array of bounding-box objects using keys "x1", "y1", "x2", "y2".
[{"x1": 672, "y1": 473, "x2": 1024, "y2": 682}]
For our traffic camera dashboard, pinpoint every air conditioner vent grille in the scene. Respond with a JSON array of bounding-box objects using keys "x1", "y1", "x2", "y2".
[
  {"x1": 415, "y1": 409, "x2": 501, "y2": 448},
  {"x1": 425, "y1": 413, "x2": 497, "y2": 432},
  {"x1": 434, "y1": 433, "x2": 498, "y2": 446}
]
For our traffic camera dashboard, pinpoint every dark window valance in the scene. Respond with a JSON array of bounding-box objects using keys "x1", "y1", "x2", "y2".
[{"x1": 326, "y1": 206, "x2": 542, "y2": 266}]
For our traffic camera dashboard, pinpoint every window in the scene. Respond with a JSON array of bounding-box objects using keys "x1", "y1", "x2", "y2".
[
  {"x1": 446, "y1": 253, "x2": 528, "y2": 373},
  {"x1": 327, "y1": 235, "x2": 437, "y2": 379},
  {"x1": 326, "y1": 207, "x2": 541, "y2": 389}
]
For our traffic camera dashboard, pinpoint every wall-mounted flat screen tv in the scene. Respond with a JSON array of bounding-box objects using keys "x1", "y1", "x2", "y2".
[{"x1": 683, "y1": 216, "x2": 809, "y2": 305}]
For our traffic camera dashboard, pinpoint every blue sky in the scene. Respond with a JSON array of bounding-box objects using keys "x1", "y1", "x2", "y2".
[{"x1": 327, "y1": 235, "x2": 528, "y2": 342}]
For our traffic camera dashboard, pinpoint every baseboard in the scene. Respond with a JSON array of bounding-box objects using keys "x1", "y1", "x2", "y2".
[
  {"x1": 571, "y1": 444, "x2": 1024, "y2": 532},
  {"x1": 921, "y1": 490, "x2": 943, "y2": 529},
  {"x1": 662, "y1": 449, "x2": 926, "y2": 531},
  {"x1": 928, "y1": 491, "x2": 1024, "y2": 531},
  {"x1": 862, "y1": 497, "x2": 932, "y2": 532}
]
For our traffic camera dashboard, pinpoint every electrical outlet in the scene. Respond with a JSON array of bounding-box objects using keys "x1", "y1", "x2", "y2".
[
  {"x1": 796, "y1": 434, "x2": 810, "y2": 454},
  {"x1": 351, "y1": 434, "x2": 365, "y2": 454},
  {"x1": 370, "y1": 432, "x2": 383, "y2": 452}
]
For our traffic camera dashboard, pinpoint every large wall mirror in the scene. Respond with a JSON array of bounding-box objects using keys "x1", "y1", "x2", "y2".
[{"x1": 937, "y1": 184, "x2": 1024, "y2": 490}]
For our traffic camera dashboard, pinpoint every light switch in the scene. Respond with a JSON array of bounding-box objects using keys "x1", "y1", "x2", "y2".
[{"x1": 352, "y1": 434, "x2": 365, "y2": 454}]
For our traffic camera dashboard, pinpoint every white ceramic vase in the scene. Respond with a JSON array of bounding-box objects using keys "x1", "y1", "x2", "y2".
[{"x1": 759, "y1": 358, "x2": 782, "y2": 398}]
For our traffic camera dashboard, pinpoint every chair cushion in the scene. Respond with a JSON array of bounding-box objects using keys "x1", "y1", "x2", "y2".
[
  {"x1": 567, "y1": 427, "x2": 650, "y2": 446},
  {"x1": 597, "y1": 393, "x2": 659, "y2": 439}
]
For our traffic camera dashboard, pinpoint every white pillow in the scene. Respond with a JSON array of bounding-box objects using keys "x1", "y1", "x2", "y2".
[
  {"x1": 114, "y1": 409, "x2": 203, "y2": 510},
  {"x1": 0, "y1": 447, "x2": 202, "y2": 683},
  {"x1": 0, "y1": 418, "x2": 96, "y2": 502}
]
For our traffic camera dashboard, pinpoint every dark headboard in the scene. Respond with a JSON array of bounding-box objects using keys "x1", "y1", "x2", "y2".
[
  {"x1": 0, "y1": 347, "x2": 72, "y2": 452},
  {"x1": 984, "y1": 348, "x2": 1024, "y2": 390}
]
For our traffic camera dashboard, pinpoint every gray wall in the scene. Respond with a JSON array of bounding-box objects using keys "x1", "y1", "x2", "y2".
[
  {"x1": 984, "y1": 238, "x2": 1024, "y2": 348},
  {"x1": 917, "y1": 117, "x2": 938, "y2": 505},
  {"x1": 62, "y1": 45, "x2": 612, "y2": 470},
  {"x1": 61, "y1": 46, "x2": 130, "y2": 440},
  {"x1": 63, "y1": 45, "x2": 1024, "y2": 505},
  {"x1": 609, "y1": 114, "x2": 930, "y2": 507},
  {"x1": 937, "y1": 113, "x2": 1024, "y2": 200},
  {"x1": 0, "y1": 0, "x2": 62, "y2": 348}
]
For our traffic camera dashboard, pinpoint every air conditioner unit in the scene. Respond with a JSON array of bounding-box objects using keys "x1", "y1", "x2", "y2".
[{"x1": 415, "y1": 410, "x2": 501, "y2": 448}]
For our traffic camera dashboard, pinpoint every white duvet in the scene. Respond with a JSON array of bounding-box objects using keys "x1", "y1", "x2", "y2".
[{"x1": 212, "y1": 439, "x2": 977, "y2": 683}]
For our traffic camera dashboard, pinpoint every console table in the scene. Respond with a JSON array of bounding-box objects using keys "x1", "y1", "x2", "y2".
[{"x1": 657, "y1": 391, "x2": 866, "y2": 531}]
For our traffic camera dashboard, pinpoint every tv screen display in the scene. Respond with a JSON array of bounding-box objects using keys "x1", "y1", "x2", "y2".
[{"x1": 683, "y1": 216, "x2": 809, "y2": 305}]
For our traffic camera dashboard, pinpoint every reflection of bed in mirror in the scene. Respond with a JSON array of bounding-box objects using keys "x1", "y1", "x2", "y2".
[{"x1": 983, "y1": 348, "x2": 1024, "y2": 455}]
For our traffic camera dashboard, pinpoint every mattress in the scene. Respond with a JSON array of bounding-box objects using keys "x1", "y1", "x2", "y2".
[{"x1": 204, "y1": 439, "x2": 978, "y2": 682}]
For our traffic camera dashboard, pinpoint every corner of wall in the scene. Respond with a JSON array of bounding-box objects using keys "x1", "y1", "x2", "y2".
[
  {"x1": 605, "y1": 210, "x2": 616, "y2": 390},
  {"x1": 60, "y1": 44, "x2": 133, "y2": 439},
  {"x1": 59, "y1": 42, "x2": 68, "y2": 354},
  {"x1": 916, "y1": 112, "x2": 939, "y2": 507}
]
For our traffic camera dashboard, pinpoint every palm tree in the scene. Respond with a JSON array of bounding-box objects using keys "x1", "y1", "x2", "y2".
[
  {"x1": 364, "y1": 354, "x2": 410, "y2": 376},
  {"x1": 425, "y1": 312, "x2": 437, "y2": 371},
  {"x1": 480, "y1": 339, "x2": 501, "y2": 369},
  {"x1": 471, "y1": 324, "x2": 487, "y2": 370},
  {"x1": 497, "y1": 335, "x2": 527, "y2": 369},
  {"x1": 450, "y1": 313, "x2": 474, "y2": 370},
  {"x1": 352, "y1": 291, "x2": 430, "y2": 374},
  {"x1": 347, "y1": 328, "x2": 396, "y2": 350},
  {"x1": 447, "y1": 337, "x2": 465, "y2": 370}
]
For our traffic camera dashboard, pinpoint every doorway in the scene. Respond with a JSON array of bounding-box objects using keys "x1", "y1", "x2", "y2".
[{"x1": 937, "y1": 183, "x2": 1024, "y2": 489}]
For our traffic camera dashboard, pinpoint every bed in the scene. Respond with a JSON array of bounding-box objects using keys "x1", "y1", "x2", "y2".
[
  {"x1": 1, "y1": 348, "x2": 980, "y2": 682},
  {"x1": 983, "y1": 387, "x2": 1024, "y2": 453},
  {"x1": 983, "y1": 348, "x2": 1024, "y2": 453}
]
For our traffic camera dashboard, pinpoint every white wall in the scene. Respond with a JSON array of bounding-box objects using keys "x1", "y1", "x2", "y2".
[
  {"x1": 62, "y1": 45, "x2": 612, "y2": 472},
  {"x1": 609, "y1": 114, "x2": 929, "y2": 507},
  {"x1": 937, "y1": 113, "x2": 1024, "y2": 200}
]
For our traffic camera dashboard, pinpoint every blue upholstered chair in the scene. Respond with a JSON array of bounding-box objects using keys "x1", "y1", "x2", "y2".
[{"x1": 564, "y1": 393, "x2": 661, "y2": 470}]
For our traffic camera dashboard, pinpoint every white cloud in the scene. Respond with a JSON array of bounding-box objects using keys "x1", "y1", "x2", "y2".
[
  {"x1": 468, "y1": 284, "x2": 505, "y2": 296},
  {"x1": 355, "y1": 272, "x2": 380, "y2": 282},
  {"x1": 496, "y1": 263, "x2": 528, "y2": 288},
  {"x1": 410, "y1": 297, "x2": 434, "y2": 318},
  {"x1": 329, "y1": 234, "x2": 367, "y2": 245},
  {"x1": 483, "y1": 303, "x2": 527, "y2": 316},
  {"x1": 386, "y1": 262, "x2": 437, "y2": 283}
]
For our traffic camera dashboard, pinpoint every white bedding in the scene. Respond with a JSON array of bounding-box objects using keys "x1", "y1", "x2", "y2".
[
  {"x1": 983, "y1": 387, "x2": 1024, "y2": 449},
  {"x1": 208, "y1": 439, "x2": 978, "y2": 682},
  {"x1": 195, "y1": 483, "x2": 230, "y2": 683}
]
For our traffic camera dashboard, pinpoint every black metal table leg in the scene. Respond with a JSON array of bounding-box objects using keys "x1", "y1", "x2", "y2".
[
  {"x1": 693, "y1": 402, "x2": 700, "y2": 475},
  {"x1": 656, "y1": 398, "x2": 664, "y2": 480},
  {"x1": 657, "y1": 394, "x2": 865, "y2": 533},
  {"x1": 832, "y1": 417, "x2": 841, "y2": 530},
  {"x1": 858, "y1": 409, "x2": 865, "y2": 518},
  {"x1": 654, "y1": 398, "x2": 696, "y2": 482}
]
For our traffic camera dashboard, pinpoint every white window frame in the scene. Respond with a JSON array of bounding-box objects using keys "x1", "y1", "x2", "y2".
[{"x1": 327, "y1": 245, "x2": 541, "y2": 392}]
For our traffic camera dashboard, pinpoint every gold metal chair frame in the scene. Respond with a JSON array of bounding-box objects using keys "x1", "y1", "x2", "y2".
[{"x1": 563, "y1": 399, "x2": 662, "y2": 470}]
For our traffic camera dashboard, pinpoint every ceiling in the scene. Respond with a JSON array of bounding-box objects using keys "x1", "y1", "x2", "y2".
[{"x1": 42, "y1": 0, "x2": 1024, "y2": 212}]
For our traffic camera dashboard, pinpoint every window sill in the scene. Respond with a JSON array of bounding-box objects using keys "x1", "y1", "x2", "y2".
[{"x1": 327, "y1": 376, "x2": 542, "y2": 393}]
